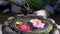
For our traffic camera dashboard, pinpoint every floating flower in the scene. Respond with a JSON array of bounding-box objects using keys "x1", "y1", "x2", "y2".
[
  {"x1": 30, "y1": 19, "x2": 42, "y2": 23},
  {"x1": 18, "y1": 25, "x2": 30, "y2": 32},
  {"x1": 16, "y1": 20, "x2": 30, "y2": 32},
  {"x1": 30, "y1": 19, "x2": 45, "y2": 28},
  {"x1": 33, "y1": 22, "x2": 45, "y2": 28}
]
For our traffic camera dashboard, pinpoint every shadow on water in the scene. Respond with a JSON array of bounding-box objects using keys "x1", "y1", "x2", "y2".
[{"x1": 51, "y1": 11, "x2": 60, "y2": 25}]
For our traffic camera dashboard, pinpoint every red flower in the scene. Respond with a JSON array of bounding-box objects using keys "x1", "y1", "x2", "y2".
[{"x1": 18, "y1": 25, "x2": 30, "y2": 32}]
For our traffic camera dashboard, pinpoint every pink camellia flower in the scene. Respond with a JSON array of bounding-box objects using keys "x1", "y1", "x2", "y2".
[
  {"x1": 33, "y1": 22, "x2": 45, "y2": 28},
  {"x1": 30, "y1": 19, "x2": 42, "y2": 23},
  {"x1": 30, "y1": 19, "x2": 45, "y2": 28}
]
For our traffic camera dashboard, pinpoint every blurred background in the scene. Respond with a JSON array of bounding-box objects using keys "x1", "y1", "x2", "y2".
[{"x1": 0, "y1": 0, "x2": 60, "y2": 34}]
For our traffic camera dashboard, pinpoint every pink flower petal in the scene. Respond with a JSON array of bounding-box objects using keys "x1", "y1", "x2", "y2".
[
  {"x1": 30, "y1": 19, "x2": 35, "y2": 23},
  {"x1": 30, "y1": 19, "x2": 42, "y2": 23},
  {"x1": 38, "y1": 23, "x2": 45, "y2": 28},
  {"x1": 37, "y1": 19, "x2": 42, "y2": 22},
  {"x1": 32, "y1": 22, "x2": 45, "y2": 28},
  {"x1": 30, "y1": 19, "x2": 45, "y2": 28}
]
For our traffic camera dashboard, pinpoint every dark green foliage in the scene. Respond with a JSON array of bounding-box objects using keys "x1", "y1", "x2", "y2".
[{"x1": 26, "y1": 0, "x2": 51, "y2": 10}]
